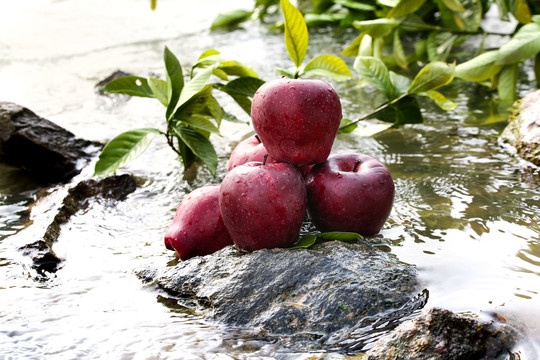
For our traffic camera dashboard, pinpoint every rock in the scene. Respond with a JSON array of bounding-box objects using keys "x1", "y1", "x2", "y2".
[
  {"x1": 20, "y1": 174, "x2": 138, "y2": 273},
  {"x1": 499, "y1": 90, "x2": 540, "y2": 167},
  {"x1": 365, "y1": 307, "x2": 519, "y2": 360},
  {"x1": 95, "y1": 70, "x2": 132, "y2": 94},
  {"x1": 0, "y1": 102, "x2": 101, "y2": 182},
  {"x1": 136, "y1": 240, "x2": 422, "y2": 348}
]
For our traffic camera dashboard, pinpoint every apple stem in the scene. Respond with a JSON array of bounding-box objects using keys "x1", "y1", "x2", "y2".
[
  {"x1": 353, "y1": 159, "x2": 362, "y2": 172},
  {"x1": 263, "y1": 153, "x2": 269, "y2": 165},
  {"x1": 255, "y1": 134, "x2": 262, "y2": 144}
]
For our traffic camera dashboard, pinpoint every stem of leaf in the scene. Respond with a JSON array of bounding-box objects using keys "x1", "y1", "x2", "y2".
[{"x1": 338, "y1": 93, "x2": 408, "y2": 131}]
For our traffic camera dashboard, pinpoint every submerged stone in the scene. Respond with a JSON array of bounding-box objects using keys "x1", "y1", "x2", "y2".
[
  {"x1": 0, "y1": 102, "x2": 101, "y2": 182},
  {"x1": 136, "y1": 240, "x2": 421, "y2": 349},
  {"x1": 20, "y1": 174, "x2": 138, "y2": 273},
  {"x1": 500, "y1": 90, "x2": 540, "y2": 184},
  {"x1": 365, "y1": 307, "x2": 519, "y2": 360}
]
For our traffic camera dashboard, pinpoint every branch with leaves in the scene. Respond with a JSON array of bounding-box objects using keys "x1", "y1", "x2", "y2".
[{"x1": 95, "y1": 47, "x2": 264, "y2": 177}]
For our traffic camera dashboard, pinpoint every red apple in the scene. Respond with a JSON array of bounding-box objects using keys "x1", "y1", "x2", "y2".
[
  {"x1": 305, "y1": 153, "x2": 394, "y2": 236},
  {"x1": 227, "y1": 135, "x2": 276, "y2": 171},
  {"x1": 219, "y1": 158, "x2": 307, "y2": 251},
  {"x1": 251, "y1": 78, "x2": 342, "y2": 166},
  {"x1": 164, "y1": 185, "x2": 233, "y2": 260},
  {"x1": 227, "y1": 134, "x2": 313, "y2": 177}
]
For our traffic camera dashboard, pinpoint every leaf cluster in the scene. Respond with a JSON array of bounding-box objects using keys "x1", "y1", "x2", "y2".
[
  {"x1": 212, "y1": 0, "x2": 540, "y2": 104},
  {"x1": 95, "y1": 47, "x2": 264, "y2": 177}
]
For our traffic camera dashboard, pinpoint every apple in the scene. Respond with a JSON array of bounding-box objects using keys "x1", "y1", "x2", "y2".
[
  {"x1": 164, "y1": 185, "x2": 233, "y2": 260},
  {"x1": 305, "y1": 153, "x2": 394, "y2": 236},
  {"x1": 228, "y1": 134, "x2": 313, "y2": 177},
  {"x1": 219, "y1": 158, "x2": 307, "y2": 251},
  {"x1": 251, "y1": 78, "x2": 342, "y2": 166},
  {"x1": 227, "y1": 135, "x2": 276, "y2": 171}
]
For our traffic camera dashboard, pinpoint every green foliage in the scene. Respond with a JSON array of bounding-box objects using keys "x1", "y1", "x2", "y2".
[
  {"x1": 288, "y1": 231, "x2": 363, "y2": 249},
  {"x1": 96, "y1": 47, "x2": 262, "y2": 177},
  {"x1": 280, "y1": 0, "x2": 353, "y2": 81}
]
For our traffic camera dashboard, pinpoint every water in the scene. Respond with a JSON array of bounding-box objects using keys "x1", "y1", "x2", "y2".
[{"x1": 1, "y1": 0, "x2": 540, "y2": 358}]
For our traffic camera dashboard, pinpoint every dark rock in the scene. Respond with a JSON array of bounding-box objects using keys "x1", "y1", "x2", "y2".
[
  {"x1": 95, "y1": 70, "x2": 132, "y2": 93},
  {"x1": 365, "y1": 307, "x2": 519, "y2": 360},
  {"x1": 0, "y1": 102, "x2": 102, "y2": 182},
  {"x1": 20, "y1": 174, "x2": 138, "y2": 274},
  {"x1": 136, "y1": 240, "x2": 421, "y2": 348},
  {"x1": 499, "y1": 90, "x2": 540, "y2": 167}
]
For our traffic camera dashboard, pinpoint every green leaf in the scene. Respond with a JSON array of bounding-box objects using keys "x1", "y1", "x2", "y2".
[
  {"x1": 342, "y1": 33, "x2": 364, "y2": 56},
  {"x1": 206, "y1": 95, "x2": 223, "y2": 126},
  {"x1": 426, "y1": 31, "x2": 456, "y2": 62},
  {"x1": 181, "y1": 116, "x2": 220, "y2": 134},
  {"x1": 288, "y1": 234, "x2": 318, "y2": 249},
  {"x1": 218, "y1": 61, "x2": 259, "y2": 78},
  {"x1": 497, "y1": 64, "x2": 518, "y2": 103},
  {"x1": 302, "y1": 55, "x2": 353, "y2": 81},
  {"x1": 510, "y1": 0, "x2": 531, "y2": 24},
  {"x1": 281, "y1": 0, "x2": 309, "y2": 68},
  {"x1": 174, "y1": 127, "x2": 218, "y2": 177},
  {"x1": 389, "y1": 71, "x2": 412, "y2": 96},
  {"x1": 164, "y1": 46, "x2": 184, "y2": 120},
  {"x1": 101, "y1": 76, "x2": 154, "y2": 98},
  {"x1": 408, "y1": 61, "x2": 455, "y2": 94},
  {"x1": 440, "y1": 0, "x2": 465, "y2": 11},
  {"x1": 229, "y1": 94, "x2": 253, "y2": 115},
  {"x1": 338, "y1": 118, "x2": 357, "y2": 133},
  {"x1": 171, "y1": 68, "x2": 213, "y2": 119},
  {"x1": 386, "y1": 0, "x2": 428, "y2": 18},
  {"x1": 211, "y1": 9, "x2": 253, "y2": 30},
  {"x1": 358, "y1": 34, "x2": 373, "y2": 57},
  {"x1": 317, "y1": 232, "x2": 362, "y2": 241},
  {"x1": 437, "y1": 0, "x2": 482, "y2": 32},
  {"x1": 497, "y1": 23, "x2": 540, "y2": 65},
  {"x1": 353, "y1": 18, "x2": 401, "y2": 38},
  {"x1": 393, "y1": 31, "x2": 408, "y2": 69},
  {"x1": 174, "y1": 85, "x2": 213, "y2": 120},
  {"x1": 216, "y1": 76, "x2": 266, "y2": 97},
  {"x1": 418, "y1": 90, "x2": 457, "y2": 110},
  {"x1": 370, "y1": 95, "x2": 423, "y2": 125},
  {"x1": 334, "y1": 0, "x2": 376, "y2": 11},
  {"x1": 356, "y1": 122, "x2": 394, "y2": 136},
  {"x1": 354, "y1": 56, "x2": 395, "y2": 100},
  {"x1": 147, "y1": 77, "x2": 168, "y2": 106},
  {"x1": 455, "y1": 50, "x2": 502, "y2": 81},
  {"x1": 94, "y1": 128, "x2": 160, "y2": 176},
  {"x1": 198, "y1": 49, "x2": 220, "y2": 60}
]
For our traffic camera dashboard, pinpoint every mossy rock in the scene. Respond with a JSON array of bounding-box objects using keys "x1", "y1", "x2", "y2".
[{"x1": 499, "y1": 90, "x2": 540, "y2": 166}]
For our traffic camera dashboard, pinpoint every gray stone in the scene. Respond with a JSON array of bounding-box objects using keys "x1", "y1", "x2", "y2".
[
  {"x1": 365, "y1": 307, "x2": 519, "y2": 360},
  {"x1": 499, "y1": 90, "x2": 540, "y2": 167},
  {"x1": 0, "y1": 102, "x2": 101, "y2": 182},
  {"x1": 136, "y1": 240, "x2": 421, "y2": 347},
  {"x1": 20, "y1": 174, "x2": 138, "y2": 274}
]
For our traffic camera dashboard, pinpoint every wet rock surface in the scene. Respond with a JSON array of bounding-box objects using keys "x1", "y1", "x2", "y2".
[
  {"x1": 0, "y1": 102, "x2": 101, "y2": 182},
  {"x1": 365, "y1": 307, "x2": 519, "y2": 360},
  {"x1": 500, "y1": 90, "x2": 540, "y2": 184},
  {"x1": 20, "y1": 174, "x2": 138, "y2": 273},
  {"x1": 136, "y1": 241, "x2": 421, "y2": 347}
]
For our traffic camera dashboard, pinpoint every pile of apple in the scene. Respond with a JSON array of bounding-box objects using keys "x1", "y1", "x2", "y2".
[{"x1": 164, "y1": 78, "x2": 395, "y2": 260}]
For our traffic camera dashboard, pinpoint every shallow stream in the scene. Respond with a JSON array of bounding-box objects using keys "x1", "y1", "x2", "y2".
[{"x1": 1, "y1": 0, "x2": 540, "y2": 358}]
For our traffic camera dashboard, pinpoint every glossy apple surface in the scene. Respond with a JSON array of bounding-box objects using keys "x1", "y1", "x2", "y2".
[
  {"x1": 305, "y1": 153, "x2": 394, "y2": 236},
  {"x1": 227, "y1": 135, "x2": 313, "y2": 177},
  {"x1": 227, "y1": 135, "x2": 276, "y2": 171},
  {"x1": 251, "y1": 78, "x2": 342, "y2": 166},
  {"x1": 164, "y1": 185, "x2": 233, "y2": 260},
  {"x1": 219, "y1": 161, "x2": 307, "y2": 251}
]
